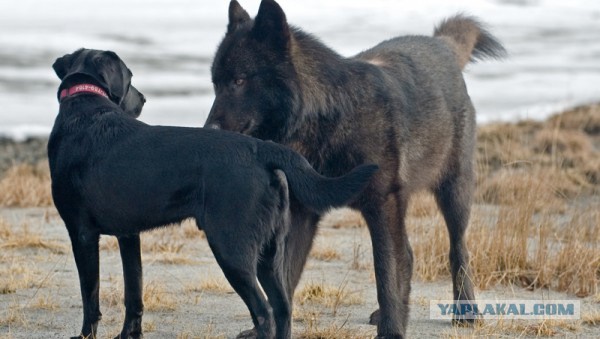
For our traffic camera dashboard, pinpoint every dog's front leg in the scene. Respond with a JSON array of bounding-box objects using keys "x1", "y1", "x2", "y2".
[
  {"x1": 117, "y1": 234, "x2": 144, "y2": 339},
  {"x1": 68, "y1": 228, "x2": 102, "y2": 339}
]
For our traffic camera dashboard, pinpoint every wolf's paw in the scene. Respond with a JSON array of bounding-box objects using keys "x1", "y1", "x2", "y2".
[
  {"x1": 369, "y1": 309, "x2": 380, "y2": 325},
  {"x1": 236, "y1": 328, "x2": 258, "y2": 339}
]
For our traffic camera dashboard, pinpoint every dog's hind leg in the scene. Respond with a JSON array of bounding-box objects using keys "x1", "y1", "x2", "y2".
[
  {"x1": 117, "y1": 234, "x2": 144, "y2": 338},
  {"x1": 283, "y1": 205, "x2": 320, "y2": 296},
  {"x1": 67, "y1": 225, "x2": 102, "y2": 339},
  {"x1": 206, "y1": 237, "x2": 275, "y2": 338},
  {"x1": 236, "y1": 210, "x2": 317, "y2": 339},
  {"x1": 257, "y1": 169, "x2": 292, "y2": 339},
  {"x1": 434, "y1": 171, "x2": 477, "y2": 324},
  {"x1": 257, "y1": 242, "x2": 291, "y2": 339}
]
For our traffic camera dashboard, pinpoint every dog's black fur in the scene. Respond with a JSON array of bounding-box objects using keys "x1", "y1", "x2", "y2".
[
  {"x1": 49, "y1": 48, "x2": 377, "y2": 339},
  {"x1": 206, "y1": 1, "x2": 506, "y2": 337}
]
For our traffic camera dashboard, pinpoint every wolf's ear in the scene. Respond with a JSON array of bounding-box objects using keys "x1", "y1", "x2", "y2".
[
  {"x1": 228, "y1": 0, "x2": 251, "y2": 34},
  {"x1": 251, "y1": 0, "x2": 290, "y2": 52},
  {"x1": 93, "y1": 51, "x2": 132, "y2": 104}
]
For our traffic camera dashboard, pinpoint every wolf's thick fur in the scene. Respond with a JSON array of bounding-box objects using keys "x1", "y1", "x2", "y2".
[
  {"x1": 49, "y1": 48, "x2": 377, "y2": 339},
  {"x1": 206, "y1": 1, "x2": 506, "y2": 337}
]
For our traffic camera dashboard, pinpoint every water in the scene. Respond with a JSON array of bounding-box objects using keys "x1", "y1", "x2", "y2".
[{"x1": 1, "y1": 0, "x2": 599, "y2": 140}]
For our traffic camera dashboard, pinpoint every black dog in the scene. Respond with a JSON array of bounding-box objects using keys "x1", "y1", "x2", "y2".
[
  {"x1": 49, "y1": 48, "x2": 377, "y2": 339},
  {"x1": 206, "y1": 0, "x2": 506, "y2": 337}
]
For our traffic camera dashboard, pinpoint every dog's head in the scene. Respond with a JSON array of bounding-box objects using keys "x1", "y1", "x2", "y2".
[
  {"x1": 53, "y1": 48, "x2": 145, "y2": 117},
  {"x1": 205, "y1": 0, "x2": 299, "y2": 141}
]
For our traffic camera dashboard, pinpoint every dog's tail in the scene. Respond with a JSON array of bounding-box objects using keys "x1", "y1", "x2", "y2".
[
  {"x1": 259, "y1": 142, "x2": 378, "y2": 214},
  {"x1": 434, "y1": 14, "x2": 507, "y2": 70}
]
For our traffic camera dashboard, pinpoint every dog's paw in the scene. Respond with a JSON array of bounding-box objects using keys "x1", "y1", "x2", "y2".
[
  {"x1": 236, "y1": 328, "x2": 258, "y2": 339},
  {"x1": 369, "y1": 309, "x2": 380, "y2": 325}
]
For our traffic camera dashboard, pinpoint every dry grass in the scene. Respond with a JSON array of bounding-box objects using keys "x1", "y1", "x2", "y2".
[
  {"x1": 0, "y1": 258, "x2": 40, "y2": 294},
  {"x1": 582, "y1": 310, "x2": 600, "y2": 326},
  {"x1": 177, "y1": 324, "x2": 226, "y2": 339},
  {"x1": 444, "y1": 318, "x2": 581, "y2": 338},
  {"x1": 98, "y1": 220, "x2": 203, "y2": 264},
  {"x1": 0, "y1": 161, "x2": 52, "y2": 207},
  {"x1": 100, "y1": 277, "x2": 178, "y2": 311},
  {"x1": 310, "y1": 245, "x2": 342, "y2": 262},
  {"x1": 187, "y1": 276, "x2": 233, "y2": 294},
  {"x1": 321, "y1": 208, "x2": 366, "y2": 229},
  {"x1": 295, "y1": 280, "x2": 364, "y2": 312},
  {"x1": 29, "y1": 293, "x2": 59, "y2": 310},
  {"x1": 406, "y1": 104, "x2": 600, "y2": 297},
  {"x1": 0, "y1": 301, "x2": 27, "y2": 327},
  {"x1": 0, "y1": 219, "x2": 54, "y2": 295},
  {"x1": 350, "y1": 241, "x2": 371, "y2": 271},
  {"x1": 298, "y1": 320, "x2": 372, "y2": 339},
  {"x1": 410, "y1": 189, "x2": 599, "y2": 296},
  {"x1": 143, "y1": 280, "x2": 177, "y2": 311},
  {"x1": 0, "y1": 220, "x2": 67, "y2": 255}
]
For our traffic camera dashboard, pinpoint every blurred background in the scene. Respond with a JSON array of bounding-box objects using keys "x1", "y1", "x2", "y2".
[{"x1": 1, "y1": 0, "x2": 599, "y2": 140}]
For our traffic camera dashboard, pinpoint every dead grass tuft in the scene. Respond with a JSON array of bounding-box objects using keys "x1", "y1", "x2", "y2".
[
  {"x1": 298, "y1": 320, "x2": 372, "y2": 339},
  {"x1": 582, "y1": 310, "x2": 600, "y2": 326},
  {"x1": 0, "y1": 161, "x2": 52, "y2": 207},
  {"x1": 99, "y1": 235, "x2": 119, "y2": 252},
  {"x1": 30, "y1": 293, "x2": 59, "y2": 310},
  {"x1": 190, "y1": 276, "x2": 233, "y2": 294},
  {"x1": 444, "y1": 318, "x2": 581, "y2": 338},
  {"x1": 177, "y1": 324, "x2": 226, "y2": 339},
  {"x1": 143, "y1": 280, "x2": 177, "y2": 311},
  {"x1": 0, "y1": 259, "x2": 39, "y2": 294},
  {"x1": 547, "y1": 103, "x2": 600, "y2": 135},
  {"x1": 0, "y1": 302, "x2": 27, "y2": 327},
  {"x1": 320, "y1": 208, "x2": 365, "y2": 229},
  {"x1": 407, "y1": 192, "x2": 439, "y2": 218},
  {"x1": 0, "y1": 220, "x2": 67, "y2": 254},
  {"x1": 310, "y1": 245, "x2": 342, "y2": 262},
  {"x1": 0, "y1": 217, "x2": 11, "y2": 239},
  {"x1": 477, "y1": 166, "x2": 582, "y2": 212},
  {"x1": 101, "y1": 274, "x2": 123, "y2": 308},
  {"x1": 295, "y1": 280, "x2": 364, "y2": 312}
]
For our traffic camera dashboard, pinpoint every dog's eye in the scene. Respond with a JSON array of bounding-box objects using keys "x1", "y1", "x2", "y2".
[{"x1": 235, "y1": 78, "x2": 245, "y2": 86}]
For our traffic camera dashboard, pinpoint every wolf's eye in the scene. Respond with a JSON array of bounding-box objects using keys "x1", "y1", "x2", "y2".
[{"x1": 235, "y1": 78, "x2": 245, "y2": 86}]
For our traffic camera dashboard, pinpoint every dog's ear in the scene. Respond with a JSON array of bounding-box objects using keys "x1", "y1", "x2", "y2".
[
  {"x1": 251, "y1": 0, "x2": 290, "y2": 52},
  {"x1": 52, "y1": 49, "x2": 83, "y2": 80},
  {"x1": 93, "y1": 51, "x2": 132, "y2": 104},
  {"x1": 228, "y1": 0, "x2": 251, "y2": 34}
]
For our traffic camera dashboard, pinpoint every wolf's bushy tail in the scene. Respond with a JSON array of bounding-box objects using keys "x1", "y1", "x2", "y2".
[
  {"x1": 434, "y1": 14, "x2": 507, "y2": 69},
  {"x1": 259, "y1": 142, "x2": 378, "y2": 214}
]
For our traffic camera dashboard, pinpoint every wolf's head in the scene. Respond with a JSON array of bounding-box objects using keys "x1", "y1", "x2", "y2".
[{"x1": 206, "y1": 0, "x2": 300, "y2": 141}]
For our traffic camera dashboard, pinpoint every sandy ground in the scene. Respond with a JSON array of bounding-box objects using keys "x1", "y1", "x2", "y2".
[{"x1": 0, "y1": 207, "x2": 598, "y2": 338}]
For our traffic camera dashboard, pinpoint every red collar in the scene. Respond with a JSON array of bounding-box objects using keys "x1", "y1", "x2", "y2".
[{"x1": 59, "y1": 83, "x2": 108, "y2": 101}]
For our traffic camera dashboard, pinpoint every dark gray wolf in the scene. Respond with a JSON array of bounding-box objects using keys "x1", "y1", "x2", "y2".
[
  {"x1": 206, "y1": 0, "x2": 506, "y2": 337},
  {"x1": 49, "y1": 48, "x2": 377, "y2": 339}
]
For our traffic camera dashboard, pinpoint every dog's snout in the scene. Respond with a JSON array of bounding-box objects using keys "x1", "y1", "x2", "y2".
[{"x1": 140, "y1": 94, "x2": 146, "y2": 104}]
